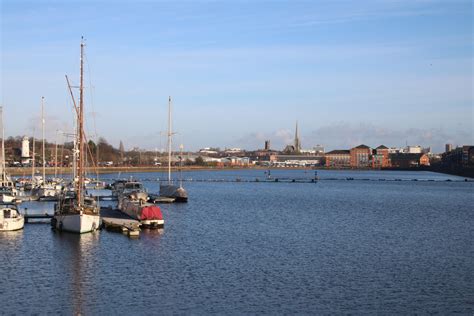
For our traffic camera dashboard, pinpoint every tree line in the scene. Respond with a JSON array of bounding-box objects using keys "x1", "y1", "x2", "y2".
[{"x1": 3, "y1": 136, "x2": 215, "y2": 167}]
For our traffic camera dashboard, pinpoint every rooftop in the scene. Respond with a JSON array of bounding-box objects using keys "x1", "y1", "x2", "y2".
[{"x1": 353, "y1": 144, "x2": 371, "y2": 149}]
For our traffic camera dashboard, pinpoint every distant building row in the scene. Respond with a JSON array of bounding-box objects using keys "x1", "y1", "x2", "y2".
[
  {"x1": 441, "y1": 145, "x2": 474, "y2": 166},
  {"x1": 325, "y1": 144, "x2": 430, "y2": 169}
]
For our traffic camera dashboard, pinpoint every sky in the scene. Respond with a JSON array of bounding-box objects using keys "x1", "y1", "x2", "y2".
[{"x1": 1, "y1": 0, "x2": 473, "y2": 152}]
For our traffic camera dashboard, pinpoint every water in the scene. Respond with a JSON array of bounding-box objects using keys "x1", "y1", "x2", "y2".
[{"x1": 1, "y1": 170, "x2": 473, "y2": 314}]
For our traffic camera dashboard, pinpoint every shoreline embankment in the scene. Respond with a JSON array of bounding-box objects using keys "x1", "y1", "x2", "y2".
[
  {"x1": 6, "y1": 166, "x2": 267, "y2": 176},
  {"x1": 6, "y1": 165, "x2": 473, "y2": 179}
]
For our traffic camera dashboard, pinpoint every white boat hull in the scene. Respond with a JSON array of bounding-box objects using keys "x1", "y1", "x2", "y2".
[
  {"x1": 141, "y1": 219, "x2": 164, "y2": 227},
  {"x1": 41, "y1": 188, "x2": 59, "y2": 197},
  {"x1": 0, "y1": 194, "x2": 15, "y2": 203},
  {"x1": 0, "y1": 216, "x2": 24, "y2": 231},
  {"x1": 53, "y1": 213, "x2": 100, "y2": 234}
]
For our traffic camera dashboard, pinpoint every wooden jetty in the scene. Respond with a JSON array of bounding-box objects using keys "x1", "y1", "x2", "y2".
[
  {"x1": 100, "y1": 207, "x2": 140, "y2": 237},
  {"x1": 94, "y1": 194, "x2": 173, "y2": 204},
  {"x1": 148, "y1": 194, "x2": 175, "y2": 203},
  {"x1": 23, "y1": 213, "x2": 53, "y2": 223}
]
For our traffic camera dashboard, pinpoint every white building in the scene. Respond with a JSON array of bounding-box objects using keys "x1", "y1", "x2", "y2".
[
  {"x1": 300, "y1": 145, "x2": 324, "y2": 155},
  {"x1": 404, "y1": 145, "x2": 422, "y2": 154},
  {"x1": 314, "y1": 145, "x2": 325, "y2": 155},
  {"x1": 225, "y1": 148, "x2": 242, "y2": 154},
  {"x1": 199, "y1": 148, "x2": 219, "y2": 155},
  {"x1": 388, "y1": 147, "x2": 403, "y2": 154},
  {"x1": 21, "y1": 136, "x2": 31, "y2": 164}
]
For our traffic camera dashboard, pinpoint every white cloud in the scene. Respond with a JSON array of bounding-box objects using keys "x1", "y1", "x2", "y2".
[
  {"x1": 231, "y1": 121, "x2": 472, "y2": 153},
  {"x1": 306, "y1": 122, "x2": 473, "y2": 152},
  {"x1": 234, "y1": 128, "x2": 294, "y2": 150}
]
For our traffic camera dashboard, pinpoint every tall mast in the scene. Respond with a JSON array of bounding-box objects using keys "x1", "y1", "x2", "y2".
[
  {"x1": 167, "y1": 96, "x2": 172, "y2": 183},
  {"x1": 179, "y1": 143, "x2": 183, "y2": 188},
  {"x1": 72, "y1": 129, "x2": 77, "y2": 183},
  {"x1": 31, "y1": 132, "x2": 36, "y2": 181},
  {"x1": 0, "y1": 106, "x2": 5, "y2": 182},
  {"x1": 54, "y1": 131, "x2": 58, "y2": 178},
  {"x1": 65, "y1": 75, "x2": 78, "y2": 183},
  {"x1": 77, "y1": 37, "x2": 85, "y2": 207},
  {"x1": 42, "y1": 96, "x2": 46, "y2": 183},
  {"x1": 60, "y1": 142, "x2": 65, "y2": 173}
]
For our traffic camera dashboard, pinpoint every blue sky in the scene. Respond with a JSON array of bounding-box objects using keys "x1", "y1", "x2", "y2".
[{"x1": 1, "y1": 0, "x2": 472, "y2": 152}]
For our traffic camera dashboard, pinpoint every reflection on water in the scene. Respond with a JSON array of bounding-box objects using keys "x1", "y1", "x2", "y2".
[
  {"x1": 52, "y1": 232, "x2": 100, "y2": 315},
  {"x1": 21, "y1": 201, "x2": 56, "y2": 215},
  {"x1": 141, "y1": 228, "x2": 165, "y2": 236},
  {"x1": 1, "y1": 170, "x2": 473, "y2": 314},
  {"x1": 53, "y1": 232, "x2": 100, "y2": 315},
  {"x1": 0, "y1": 229, "x2": 24, "y2": 243}
]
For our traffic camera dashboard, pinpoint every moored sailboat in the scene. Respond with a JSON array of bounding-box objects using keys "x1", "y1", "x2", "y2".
[
  {"x1": 0, "y1": 107, "x2": 24, "y2": 231},
  {"x1": 0, "y1": 203, "x2": 24, "y2": 231},
  {"x1": 31, "y1": 97, "x2": 62, "y2": 201},
  {"x1": 159, "y1": 97, "x2": 188, "y2": 202},
  {"x1": 0, "y1": 106, "x2": 20, "y2": 204},
  {"x1": 51, "y1": 38, "x2": 100, "y2": 234}
]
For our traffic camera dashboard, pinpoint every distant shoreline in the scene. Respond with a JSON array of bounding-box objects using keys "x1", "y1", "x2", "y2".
[
  {"x1": 6, "y1": 166, "x2": 269, "y2": 176},
  {"x1": 6, "y1": 165, "x2": 473, "y2": 179}
]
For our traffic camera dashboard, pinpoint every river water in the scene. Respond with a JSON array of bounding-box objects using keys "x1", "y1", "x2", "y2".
[{"x1": 1, "y1": 169, "x2": 473, "y2": 314}]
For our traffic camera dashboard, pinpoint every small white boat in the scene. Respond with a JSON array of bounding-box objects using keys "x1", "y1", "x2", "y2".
[
  {"x1": 32, "y1": 183, "x2": 62, "y2": 201},
  {"x1": 0, "y1": 203, "x2": 24, "y2": 231},
  {"x1": 0, "y1": 187, "x2": 16, "y2": 203}
]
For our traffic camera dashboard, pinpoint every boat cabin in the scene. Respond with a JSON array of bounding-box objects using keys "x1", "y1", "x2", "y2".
[
  {"x1": 123, "y1": 182, "x2": 144, "y2": 192},
  {"x1": 55, "y1": 196, "x2": 98, "y2": 215},
  {"x1": 0, "y1": 203, "x2": 20, "y2": 219}
]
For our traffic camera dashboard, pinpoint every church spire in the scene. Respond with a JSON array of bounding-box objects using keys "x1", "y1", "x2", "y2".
[{"x1": 294, "y1": 120, "x2": 301, "y2": 153}]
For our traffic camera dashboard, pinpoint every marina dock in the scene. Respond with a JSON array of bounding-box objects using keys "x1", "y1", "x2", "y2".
[
  {"x1": 148, "y1": 194, "x2": 175, "y2": 203},
  {"x1": 100, "y1": 207, "x2": 140, "y2": 237},
  {"x1": 23, "y1": 213, "x2": 53, "y2": 223},
  {"x1": 22, "y1": 208, "x2": 141, "y2": 238},
  {"x1": 154, "y1": 177, "x2": 473, "y2": 183}
]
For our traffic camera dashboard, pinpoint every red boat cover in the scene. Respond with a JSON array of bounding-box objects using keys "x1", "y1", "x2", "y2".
[{"x1": 141, "y1": 206, "x2": 163, "y2": 220}]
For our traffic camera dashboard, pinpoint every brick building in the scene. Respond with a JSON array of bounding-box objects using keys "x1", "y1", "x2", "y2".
[
  {"x1": 389, "y1": 153, "x2": 430, "y2": 168},
  {"x1": 372, "y1": 145, "x2": 391, "y2": 168},
  {"x1": 441, "y1": 145, "x2": 474, "y2": 166},
  {"x1": 350, "y1": 144, "x2": 372, "y2": 168},
  {"x1": 325, "y1": 150, "x2": 351, "y2": 168}
]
